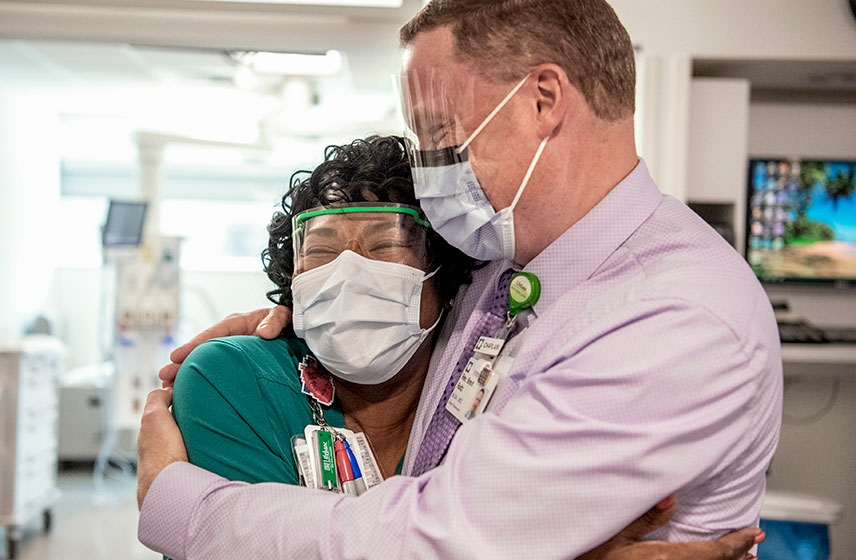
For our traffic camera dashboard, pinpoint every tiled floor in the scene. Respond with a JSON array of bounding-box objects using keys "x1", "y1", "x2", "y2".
[{"x1": 4, "y1": 468, "x2": 158, "y2": 560}]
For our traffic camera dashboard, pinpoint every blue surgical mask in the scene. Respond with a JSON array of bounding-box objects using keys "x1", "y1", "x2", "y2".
[{"x1": 409, "y1": 76, "x2": 549, "y2": 261}]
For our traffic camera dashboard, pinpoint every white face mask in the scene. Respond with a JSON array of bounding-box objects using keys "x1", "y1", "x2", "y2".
[
  {"x1": 411, "y1": 75, "x2": 549, "y2": 262},
  {"x1": 291, "y1": 250, "x2": 442, "y2": 385}
]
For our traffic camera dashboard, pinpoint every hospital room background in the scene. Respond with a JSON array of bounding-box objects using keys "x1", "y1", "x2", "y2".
[{"x1": 1, "y1": 0, "x2": 855, "y2": 558}]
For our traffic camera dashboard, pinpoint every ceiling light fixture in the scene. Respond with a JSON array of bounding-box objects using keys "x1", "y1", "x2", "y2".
[
  {"x1": 192, "y1": 0, "x2": 402, "y2": 6},
  {"x1": 232, "y1": 50, "x2": 343, "y2": 76}
]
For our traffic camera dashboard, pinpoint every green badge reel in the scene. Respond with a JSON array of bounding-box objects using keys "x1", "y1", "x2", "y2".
[
  {"x1": 444, "y1": 271, "x2": 541, "y2": 424},
  {"x1": 508, "y1": 272, "x2": 541, "y2": 316}
]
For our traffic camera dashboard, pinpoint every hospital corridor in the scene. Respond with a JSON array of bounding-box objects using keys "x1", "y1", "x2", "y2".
[{"x1": 1, "y1": 1, "x2": 856, "y2": 559}]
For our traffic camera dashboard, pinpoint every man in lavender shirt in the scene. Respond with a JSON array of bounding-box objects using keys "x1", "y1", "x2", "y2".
[{"x1": 138, "y1": 1, "x2": 781, "y2": 558}]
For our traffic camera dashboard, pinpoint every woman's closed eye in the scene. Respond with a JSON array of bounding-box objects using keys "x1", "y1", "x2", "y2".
[{"x1": 303, "y1": 245, "x2": 341, "y2": 257}]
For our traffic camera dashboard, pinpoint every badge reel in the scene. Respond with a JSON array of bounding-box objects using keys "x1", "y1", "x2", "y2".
[
  {"x1": 446, "y1": 272, "x2": 540, "y2": 423},
  {"x1": 290, "y1": 356, "x2": 384, "y2": 495}
]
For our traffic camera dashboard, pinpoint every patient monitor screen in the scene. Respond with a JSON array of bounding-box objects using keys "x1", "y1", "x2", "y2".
[
  {"x1": 103, "y1": 200, "x2": 148, "y2": 247},
  {"x1": 746, "y1": 158, "x2": 856, "y2": 283}
]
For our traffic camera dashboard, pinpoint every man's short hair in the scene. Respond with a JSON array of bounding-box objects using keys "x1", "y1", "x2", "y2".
[{"x1": 400, "y1": 0, "x2": 636, "y2": 122}]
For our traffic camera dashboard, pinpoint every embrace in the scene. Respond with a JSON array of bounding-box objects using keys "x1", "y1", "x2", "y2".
[{"x1": 136, "y1": 1, "x2": 782, "y2": 559}]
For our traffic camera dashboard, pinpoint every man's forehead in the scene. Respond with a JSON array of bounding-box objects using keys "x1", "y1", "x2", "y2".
[
  {"x1": 399, "y1": 28, "x2": 491, "y2": 133},
  {"x1": 400, "y1": 66, "x2": 478, "y2": 128},
  {"x1": 402, "y1": 64, "x2": 457, "y2": 99},
  {"x1": 401, "y1": 25, "x2": 456, "y2": 72},
  {"x1": 400, "y1": 26, "x2": 474, "y2": 98}
]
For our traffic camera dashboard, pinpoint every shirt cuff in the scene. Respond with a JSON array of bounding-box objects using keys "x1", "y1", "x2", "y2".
[{"x1": 138, "y1": 461, "x2": 227, "y2": 559}]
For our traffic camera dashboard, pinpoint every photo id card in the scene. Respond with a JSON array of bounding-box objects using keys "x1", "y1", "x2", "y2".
[{"x1": 445, "y1": 357, "x2": 500, "y2": 423}]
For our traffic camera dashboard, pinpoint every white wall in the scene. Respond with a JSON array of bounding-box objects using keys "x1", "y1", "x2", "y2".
[
  {"x1": 749, "y1": 103, "x2": 856, "y2": 161},
  {"x1": 610, "y1": 0, "x2": 856, "y2": 329},
  {"x1": 612, "y1": 0, "x2": 856, "y2": 59},
  {"x1": 0, "y1": 90, "x2": 61, "y2": 337}
]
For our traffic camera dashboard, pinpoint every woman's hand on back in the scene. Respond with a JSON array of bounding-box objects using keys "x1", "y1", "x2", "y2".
[
  {"x1": 576, "y1": 496, "x2": 763, "y2": 560},
  {"x1": 158, "y1": 306, "x2": 292, "y2": 387}
]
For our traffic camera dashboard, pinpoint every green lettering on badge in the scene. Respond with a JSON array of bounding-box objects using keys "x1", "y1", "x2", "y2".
[{"x1": 317, "y1": 430, "x2": 338, "y2": 489}]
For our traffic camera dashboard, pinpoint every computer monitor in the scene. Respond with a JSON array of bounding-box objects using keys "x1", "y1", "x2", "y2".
[
  {"x1": 746, "y1": 158, "x2": 856, "y2": 284},
  {"x1": 102, "y1": 200, "x2": 148, "y2": 247}
]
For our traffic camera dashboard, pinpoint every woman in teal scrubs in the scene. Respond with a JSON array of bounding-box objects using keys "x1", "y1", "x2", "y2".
[{"x1": 171, "y1": 135, "x2": 477, "y2": 486}]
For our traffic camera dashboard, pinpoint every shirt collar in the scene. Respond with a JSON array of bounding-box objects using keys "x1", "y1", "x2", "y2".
[{"x1": 522, "y1": 158, "x2": 662, "y2": 313}]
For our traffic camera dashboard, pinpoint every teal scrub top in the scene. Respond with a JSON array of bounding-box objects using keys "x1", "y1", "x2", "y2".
[{"x1": 172, "y1": 336, "x2": 401, "y2": 487}]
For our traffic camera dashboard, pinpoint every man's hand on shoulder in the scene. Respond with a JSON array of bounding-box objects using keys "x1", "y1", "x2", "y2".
[
  {"x1": 137, "y1": 388, "x2": 188, "y2": 510},
  {"x1": 576, "y1": 496, "x2": 764, "y2": 560},
  {"x1": 158, "y1": 306, "x2": 292, "y2": 387}
]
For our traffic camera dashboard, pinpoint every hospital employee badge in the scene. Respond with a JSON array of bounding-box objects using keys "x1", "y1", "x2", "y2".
[{"x1": 446, "y1": 271, "x2": 541, "y2": 423}]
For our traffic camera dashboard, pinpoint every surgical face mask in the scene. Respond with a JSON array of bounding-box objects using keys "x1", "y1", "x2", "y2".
[
  {"x1": 408, "y1": 75, "x2": 549, "y2": 262},
  {"x1": 291, "y1": 250, "x2": 442, "y2": 385}
]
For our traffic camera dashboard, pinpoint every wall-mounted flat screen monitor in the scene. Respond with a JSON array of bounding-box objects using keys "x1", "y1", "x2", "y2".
[
  {"x1": 102, "y1": 200, "x2": 148, "y2": 247},
  {"x1": 746, "y1": 158, "x2": 856, "y2": 284}
]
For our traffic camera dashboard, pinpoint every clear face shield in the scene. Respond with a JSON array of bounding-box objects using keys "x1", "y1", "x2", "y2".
[
  {"x1": 292, "y1": 203, "x2": 432, "y2": 275},
  {"x1": 393, "y1": 69, "x2": 546, "y2": 261},
  {"x1": 394, "y1": 69, "x2": 481, "y2": 176}
]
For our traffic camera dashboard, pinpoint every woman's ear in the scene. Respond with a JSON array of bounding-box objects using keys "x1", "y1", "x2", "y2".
[{"x1": 531, "y1": 64, "x2": 570, "y2": 138}]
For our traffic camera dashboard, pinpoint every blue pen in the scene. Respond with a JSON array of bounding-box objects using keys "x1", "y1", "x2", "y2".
[{"x1": 343, "y1": 440, "x2": 368, "y2": 496}]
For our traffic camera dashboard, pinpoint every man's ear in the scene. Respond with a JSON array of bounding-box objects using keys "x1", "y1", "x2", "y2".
[{"x1": 531, "y1": 64, "x2": 571, "y2": 138}]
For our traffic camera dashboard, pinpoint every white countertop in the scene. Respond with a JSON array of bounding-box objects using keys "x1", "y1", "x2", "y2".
[{"x1": 781, "y1": 343, "x2": 856, "y2": 376}]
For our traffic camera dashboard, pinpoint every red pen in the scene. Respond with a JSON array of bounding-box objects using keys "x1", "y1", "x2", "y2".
[{"x1": 335, "y1": 439, "x2": 358, "y2": 495}]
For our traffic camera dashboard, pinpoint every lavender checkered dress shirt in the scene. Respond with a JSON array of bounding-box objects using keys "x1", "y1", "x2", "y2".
[{"x1": 139, "y1": 159, "x2": 782, "y2": 559}]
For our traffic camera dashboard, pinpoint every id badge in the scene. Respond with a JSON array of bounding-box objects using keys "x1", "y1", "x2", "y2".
[
  {"x1": 473, "y1": 336, "x2": 505, "y2": 357},
  {"x1": 349, "y1": 432, "x2": 384, "y2": 488},
  {"x1": 303, "y1": 426, "x2": 338, "y2": 490},
  {"x1": 484, "y1": 355, "x2": 514, "y2": 413},
  {"x1": 291, "y1": 436, "x2": 316, "y2": 489},
  {"x1": 302, "y1": 425, "x2": 385, "y2": 492},
  {"x1": 446, "y1": 357, "x2": 500, "y2": 423}
]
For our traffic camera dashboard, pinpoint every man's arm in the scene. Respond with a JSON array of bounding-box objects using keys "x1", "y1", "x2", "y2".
[
  {"x1": 139, "y1": 462, "x2": 760, "y2": 560},
  {"x1": 140, "y1": 299, "x2": 775, "y2": 559}
]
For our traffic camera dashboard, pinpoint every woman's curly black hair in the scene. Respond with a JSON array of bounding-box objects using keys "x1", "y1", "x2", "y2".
[{"x1": 263, "y1": 135, "x2": 479, "y2": 308}]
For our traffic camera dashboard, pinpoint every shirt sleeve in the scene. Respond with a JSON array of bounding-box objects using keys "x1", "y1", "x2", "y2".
[{"x1": 138, "y1": 298, "x2": 775, "y2": 559}]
